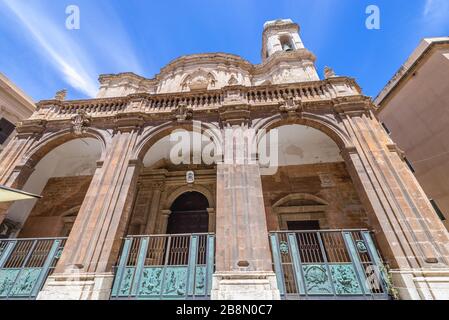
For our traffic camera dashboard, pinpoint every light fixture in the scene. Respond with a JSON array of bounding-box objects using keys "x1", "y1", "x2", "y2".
[{"x1": 0, "y1": 185, "x2": 41, "y2": 203}]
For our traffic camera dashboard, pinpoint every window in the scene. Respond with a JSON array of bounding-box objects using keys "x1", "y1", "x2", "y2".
[
  {"x1": 0, "y1": 118, "x2": 15, "y2": 144},
  {"x1": 381, "y1": 122, "x2": 391, "y2": 135},
  {"x1": 404, "y1": 157, "x2": 415, "y2": 173},
  {"x1": 430, "y1": 199, "x2": 446, "y2": 221}
]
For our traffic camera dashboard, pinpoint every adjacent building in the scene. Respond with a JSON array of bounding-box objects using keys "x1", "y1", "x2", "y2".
[
  {"x1": 0, "y1": 73, "x2": 35, "y2": 151},
  {"x1": 0, "y1": 20, "x2": 449, "y2": 300},
  {"x1": 376, "y1": 38, "x2": 449, "y2": 230}
]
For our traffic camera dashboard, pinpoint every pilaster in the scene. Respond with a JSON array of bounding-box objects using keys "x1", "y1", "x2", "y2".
[
  {"x1": 38, "y1": 128, "x2": 142, "y2": 300},
  {"x1": 336, "y1": 98, "x2": 449, "y2": 299},
  {"x1": 212, "y1": 122, "x2": 280, "y2": 300}
]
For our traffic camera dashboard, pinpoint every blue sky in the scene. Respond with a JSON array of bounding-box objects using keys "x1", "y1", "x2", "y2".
[{"x1": 0, "y1": 0, "x2": 448, "y2": 101}]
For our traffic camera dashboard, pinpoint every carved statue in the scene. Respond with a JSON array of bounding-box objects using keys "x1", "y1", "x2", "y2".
[
  {"x1": 279, "y1": 93, "x2": 302, "y2": 117},
  {"x1": 55, "y1": 89, "x2": 67, "y2": 101},
  {"x1": 71, "y1": 109, "x2": 90, "y2": 135},
  {"x1": 324, "y1": 66, "x2": 337, "y2": 79},
  {"x1": 173, "y1": 103, "x2": 193, "y2": 122}
]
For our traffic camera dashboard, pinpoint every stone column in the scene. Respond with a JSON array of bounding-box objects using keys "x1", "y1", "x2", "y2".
[
  {"x1": 211, "y1": 123, "x2": 280, "y2": 300},
  {"x1": 207, "y1": 208, "x2": 216, "y2": 233},
  {"x1": 0, "y1": 135, "x2": 37, "y2": 224},
  {"x1": 158, "y1": 210, "x2": 171, "y2": 234},
  {"x1": 38, "y1": 129, "x2": 141, "y2": 300},
  {"x1": 337, "y1": 99, "x2": 449, "y2": 299},
  {"x1": 142, "y1": 182, "x2": 164, "y2": 235}
]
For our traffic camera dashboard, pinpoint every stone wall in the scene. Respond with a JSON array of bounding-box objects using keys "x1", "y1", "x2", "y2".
[
  {"x1": 126, "y1": 168, "x2": 217, "y2": 235},
  {"x1": 262, "y1": 162, "x2": 368, "y2": 231},
  {"x1": 19, "y1": 175, "x2": 93, "y2": 238}
]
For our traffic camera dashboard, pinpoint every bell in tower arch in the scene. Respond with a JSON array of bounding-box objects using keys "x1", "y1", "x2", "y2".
[{"x1": 282, "y1": 42, "x2": 293, "y2": 52}]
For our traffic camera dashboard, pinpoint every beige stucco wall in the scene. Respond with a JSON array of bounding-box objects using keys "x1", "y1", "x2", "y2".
[
  {"x1": 378, "y1": 45, "x2": 449, "y2": 230},
  {"x1": 0, "y1": 73, "x2": 35, "y2": 150}
]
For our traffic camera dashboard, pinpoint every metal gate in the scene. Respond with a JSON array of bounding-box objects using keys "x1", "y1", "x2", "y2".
[
  {"x1": 0, "y1": 238, "x2": 66, "y2": 299},
  {"x1": 269, "y1": 230, "x2": 389, "y2": 300},
  {"x1": 111, "y1": 233, "x2": 215, "y2": 300}
]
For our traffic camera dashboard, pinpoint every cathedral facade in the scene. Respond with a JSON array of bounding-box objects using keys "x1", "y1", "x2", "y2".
[{"x1": 1, "y1": 19, "x2": 449, "y2": 300}]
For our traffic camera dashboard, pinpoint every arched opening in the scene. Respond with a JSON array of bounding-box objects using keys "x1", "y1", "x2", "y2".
[
  {"x1": 126, "y1": 127, "x2": 217, "y2": 236},
  {"x1": 1, "y1": 137, "x2": 102, "y2": 238},
  {"x1": 279, "y1": 35, "x2": 294, "y2": 52},
  {"x1": 259, "y1": 124, "x2": 369, "y2": 232},
  {"x1": 167, "y1": 192, "x2": 209, "y2": 234}
]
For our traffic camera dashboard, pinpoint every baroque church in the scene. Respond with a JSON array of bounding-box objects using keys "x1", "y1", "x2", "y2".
[{"x1": 0, "y1": 19, "x2": 449, "y2": 300}]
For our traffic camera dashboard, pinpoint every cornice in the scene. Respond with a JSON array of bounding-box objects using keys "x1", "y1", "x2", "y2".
[{"x1": 29, "y1": 77, "x2": 365, "y2": 128}]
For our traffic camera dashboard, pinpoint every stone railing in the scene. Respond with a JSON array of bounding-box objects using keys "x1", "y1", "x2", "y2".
[
  {"x1": 246, "y1": 82, "x2": 335, "y2": 105},
  {"x1": 141, "y1": 91, "x2": 224, "y2": 113},
  {"x1": 32, "y1": 77, "x2": 360, "y2": 121}
]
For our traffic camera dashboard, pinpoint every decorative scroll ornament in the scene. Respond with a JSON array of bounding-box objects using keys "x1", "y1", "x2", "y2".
[
  {"x1": 173, "y1": 103, "x2": 193, "y2": 122},
  {"x1": 279, "y1": 93, "x2": 302, "y2": 118},
  {"x1": 71, "y1": 109, "x2": 90, "y2": 136},
  {"x1": 356, "y1": 240, "x2": 368, "y2": 253},
  {"x1": 279, "y1": 241, "x2": 289, "y2": 255},
  {"x1": 181, "y1": 69, "x2": 216, "y2": 91},
  {"x1": 0, "y1": 219, "x2": 20, "y2": 239}
]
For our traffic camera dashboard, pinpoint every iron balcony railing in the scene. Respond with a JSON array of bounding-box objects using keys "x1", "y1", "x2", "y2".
[
  {"x1": 111, "y1": 233, "x2": 215, "y2": 300},
  {"x1": 0, "y1": 237, "x2": 66, "y2": 299},
  {"x1": 269, "y1": 230, "x2": 389, "y2": 300}
]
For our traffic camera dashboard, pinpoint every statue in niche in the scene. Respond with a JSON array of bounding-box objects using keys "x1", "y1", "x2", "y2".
[{"x1": 227, "y1": 75, "x2": 239, "y2": 86}]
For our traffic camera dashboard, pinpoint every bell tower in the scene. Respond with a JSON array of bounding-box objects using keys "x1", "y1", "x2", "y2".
[{"x1": 262, "y1": 19, "x2": 305, "y2": 61}]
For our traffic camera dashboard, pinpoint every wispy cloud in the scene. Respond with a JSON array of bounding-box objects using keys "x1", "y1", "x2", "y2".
[
  {"x1": 1, "y1": 0, "x2": 143, "y2": 98},
  {"x1": 422, "y1": 0, "x2": 449, "y2": 32}
]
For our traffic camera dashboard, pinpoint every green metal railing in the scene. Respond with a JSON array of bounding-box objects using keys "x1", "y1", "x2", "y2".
[
  {"x1": 269, "y1": 230, "x2": 389, "y2": 300},
  {"x1": 111, "y1": 233, "x2": 215, "y2": 300},
  {"x1": 0, "y1": 237, "x2": 66, "y2": 299}
]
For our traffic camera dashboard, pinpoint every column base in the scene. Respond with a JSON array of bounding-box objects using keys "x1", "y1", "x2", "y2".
[
  {"x1": 37, "y1": 272, "x2": 114, "y2": 300},
  {"x1": 211, "y1": 272, "x2": 280, "y2": 300},
  {"x1": 391, "y1": 268, "x2": 449, "y2": 300}
]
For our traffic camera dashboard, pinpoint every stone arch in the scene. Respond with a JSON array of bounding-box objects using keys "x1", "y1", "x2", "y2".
[
  {"x1": 133, "y1": 121, "x2": 222, "y2": 164},
  {"x1": 163, "y1": 188, "x2": 215, "y2": 234},
  {"x1": 21, "y1": 128, "x2": 109, "y2": 168},
  {"x1": 163, "y1": 184, "x2": 215, "y2": 210},
  {"x1": 253, "y1": 113, "x2": 353, "y2": 152},
  {"x1": 272, "y1": 193, "x2": 329, "y2": 208},
  {"x1": 5, "y1": 128, "x2": 109, "y2": 193},
  {"x1": 4, "y1": 129, "x2": 106, "y2": 237},
  {"x1": 272, "y1": 193, "x2": 330, "y2": 231}
]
